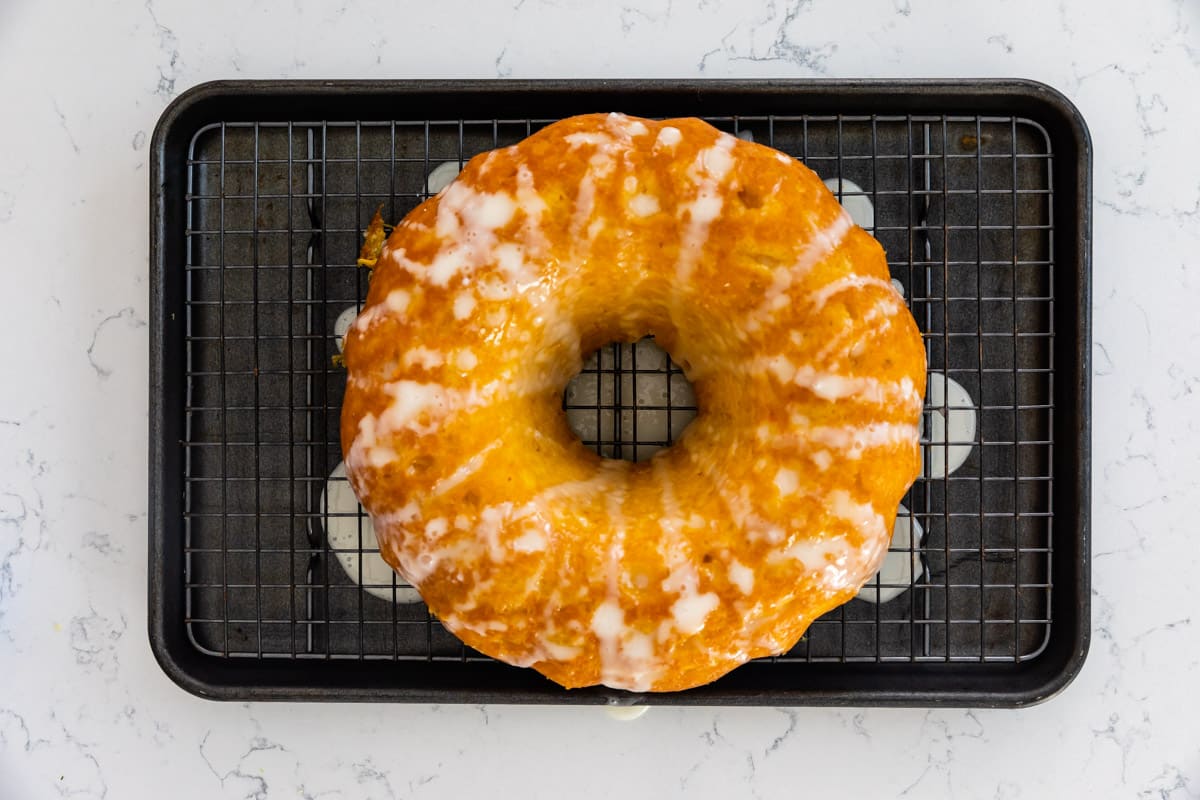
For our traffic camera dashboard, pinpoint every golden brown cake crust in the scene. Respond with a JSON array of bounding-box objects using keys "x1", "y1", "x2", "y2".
[{"x1": 340, "y1": 113, "x2": 926, "y2": 692}]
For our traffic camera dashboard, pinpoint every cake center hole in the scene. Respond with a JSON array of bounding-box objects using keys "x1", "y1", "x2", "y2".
[{"x1": 562, "y1": 337, "x2": 698, "y2": 463}]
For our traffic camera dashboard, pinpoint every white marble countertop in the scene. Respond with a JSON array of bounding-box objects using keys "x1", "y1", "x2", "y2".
[{"x1": 2, "y1": 0, "x2": 1199, "y2": 797}]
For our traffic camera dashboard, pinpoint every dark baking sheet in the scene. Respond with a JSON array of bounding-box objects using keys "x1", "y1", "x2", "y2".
[{"x1": 149, "y1": 79, "x2": 1091, "y2": 706}]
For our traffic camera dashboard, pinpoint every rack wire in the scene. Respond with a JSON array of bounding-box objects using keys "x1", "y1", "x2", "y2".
[{"x1": 181, "y1": 112, "x2": 1054, "y2": 666}]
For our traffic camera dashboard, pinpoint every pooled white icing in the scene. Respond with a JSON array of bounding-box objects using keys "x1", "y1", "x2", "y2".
[
  {"x1": 605, "y1": 706, "x2": 651, "y2": 721},
  {"x1": 334, "y1": 306, "x2": 358, "y2": 352},
  {"x1": 924, "y1": 371, "x2": 978, "y2": 479},
  {"x1": 823, "y1": 177, "x2": 875, "y2": 231},
  {"x1": 427, "y1": 161, "x2": 463, "y2": 194},
  {"x1": 321, "y1": 462, "x2": 422, "y2": 604},
  {"x1": 856, "y1": 503, "x2": 925, "y2": 604}
]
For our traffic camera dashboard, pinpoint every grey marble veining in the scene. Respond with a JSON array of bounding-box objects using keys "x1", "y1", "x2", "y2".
[{"x1": 1, "y1": 0, "x2": 1199, "y2": 797}]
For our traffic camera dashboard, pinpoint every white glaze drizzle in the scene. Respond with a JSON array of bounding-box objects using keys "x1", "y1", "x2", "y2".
[
  {"x1": 727, "y1": 559, "x2": 755, "y2": 594},
  {"x1": 812, "y1": 296, "x2": 902, "y2": 363},
  {"x1": 654, "y1": 125, "x2": 682, "y2": 149},
  {"x1": 629, "y1": 193, "x2": 660, "y2": 217},
  {"x1": 432, "y1": 440, "x2": 503, "y2": 496},
  {"x1": 805, "y1": 274, "x2": 898, "y2": 311},
  {"x1": 751, "y1": 354, "x2": 922, "y2": 410},
  {"x1": 791, "y1": 368, "x2": 920, "y2": 407},
  {"x1": 656, "y1": 461, "x2": 720, "y2": 641},
  {"x1": 345, "y1": 377, "x2": 520, "y2": 471},
  {"x1": 604, "y1": 112, "x2": 650, "y2": 139},
  {"x1": 401, "y1": 346, "x2": 445, "y2": 370},
  {"x1": 675, "y1": 133, "x2": 737, "y2": 283},
  {"x1": 351, "y1": 287, "x2": 412, "y2": 334},
  {"x1": 591, "y1": 462, "x2": 659, "y2": 691},
  {"x1": 744, "y1": 209, "x2": 855, "y2": 333},
  {"x1": 762, "y1": 421, "x2": 920, "y2": 459},
  {"x1": 772, "y1": 491, "x2": 888, "y2": 591},
  {"x1": 392, "y1": 181, "x2": 520, "y2": 289}
]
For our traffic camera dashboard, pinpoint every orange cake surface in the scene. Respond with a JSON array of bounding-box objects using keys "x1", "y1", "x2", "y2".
[{"x1": 340, "y1": 113, "x2": 926, "y2": 691}]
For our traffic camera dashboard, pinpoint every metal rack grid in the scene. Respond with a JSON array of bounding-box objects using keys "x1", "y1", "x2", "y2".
[{"x1": 181, "y1": 112, "x2": 1054, "y2": 667}]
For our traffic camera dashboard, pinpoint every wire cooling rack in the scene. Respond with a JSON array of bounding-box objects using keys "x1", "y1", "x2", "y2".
[{"x1": 151, "y1": 81, "x2": 1090, "y2": 705}]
